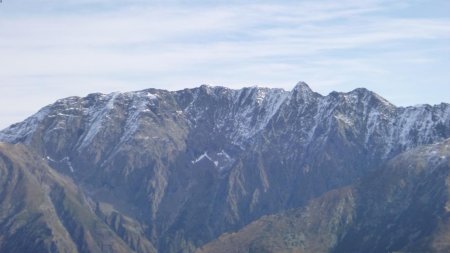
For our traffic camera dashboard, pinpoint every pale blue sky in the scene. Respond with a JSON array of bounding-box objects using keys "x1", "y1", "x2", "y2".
[{"x1": 0, "y1": 0, "x2": 449, "y2": 129}]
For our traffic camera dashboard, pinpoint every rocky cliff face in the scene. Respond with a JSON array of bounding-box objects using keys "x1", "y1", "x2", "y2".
[{"x1": 1, "y1": 82, "x2": 449, "y2": 252}]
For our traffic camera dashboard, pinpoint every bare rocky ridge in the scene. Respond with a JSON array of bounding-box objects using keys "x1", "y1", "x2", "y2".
[{"x1": 0, "y1": 82, "x2": 449, "y2": 252}]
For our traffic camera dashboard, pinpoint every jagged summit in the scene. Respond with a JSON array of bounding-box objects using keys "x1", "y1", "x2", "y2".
[
  {"x1": 26, "y1": 82, "x2": 394, "y2": 115},
  {"x1": 195, "y1": 81, "x2": 313, "y2": 97},
  {"x1": 292, "y1": 81, "x2": 313, "y2": 92},
  {"x1": 0, "y1": 82, "x2": 448, "y2": 150}
]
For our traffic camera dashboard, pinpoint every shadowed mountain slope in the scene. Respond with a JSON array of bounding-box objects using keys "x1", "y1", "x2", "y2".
[{"x1": 198, "y1": 139, "x2": 450, "y2": 253}]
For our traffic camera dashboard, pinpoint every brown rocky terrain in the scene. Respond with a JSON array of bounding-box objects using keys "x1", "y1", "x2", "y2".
[{"x1": 198, "y1": 139, "x2": 450, "y2": 253}]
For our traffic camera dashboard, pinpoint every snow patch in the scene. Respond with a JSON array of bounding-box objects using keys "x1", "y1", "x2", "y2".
[
  {"x1": 46, "y1": 156, "x2": 75, "y2": 173},
  {"x1": 78, "y1": 92, "x2": 119, "y2": 149},
  {"x1": 62, "y1": 157, "x2": 75, "y2": 173},
  {"x1": 46, "y1": 156, "x2": 56, "y2": 162},
  {"x1": 192, "y1": 152, "x2": 213, "y2": 164},
  {"x1": 191, "y1": 151, "x2": 229, "y2": 169},
  {"x1": 335, "y1": 114, "x2": 353, "y2": 126},
  {"x1": 0, "y1": 107, "x2": 50, "y2": 144},
  {"x1": 118, "y1": 92, "x2": 155, "y2": 144},
  {"x1": 230, "y1": 88, "x2": 290, "y2": 144},
  {"x1": 255, "y1": 89, "x2": 267, "y2": 104},
  {"x1": 218, "y1": 150, "x2": 231, "y2": 160},
  {"x1": 147, "y1": 93, "x2": 159, "y2": 100}
]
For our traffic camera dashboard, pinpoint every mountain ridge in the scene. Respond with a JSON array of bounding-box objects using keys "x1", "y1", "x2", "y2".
[{"x1": 0, "y1": 82, "x2": 449, "y2": 252}]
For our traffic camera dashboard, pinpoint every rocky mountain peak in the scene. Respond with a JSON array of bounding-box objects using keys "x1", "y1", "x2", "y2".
[
  {"x1": 347, "y1": 87, "x2": 393, "y2": 107},
  {"x1": 290, "y1": 81, "x2": 320, "y2": 103},
  {"x1": 292, "y1": 81, "x2": 312, "y2": 92},
  {"x1": 292, "y1": 81, "x2": 313, "y2": 93}
]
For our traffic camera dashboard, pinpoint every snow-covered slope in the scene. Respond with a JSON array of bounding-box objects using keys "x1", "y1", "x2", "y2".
[{"x1": 1, "y1": 83, "x2": 449, "y2": 157}]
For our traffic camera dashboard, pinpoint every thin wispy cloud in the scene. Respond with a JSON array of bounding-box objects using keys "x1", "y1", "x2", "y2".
[{"x1": 0, "y1": 0, "x2": 449, "y2": 129}]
